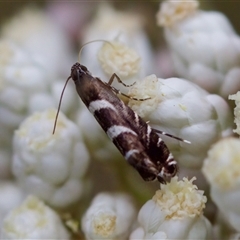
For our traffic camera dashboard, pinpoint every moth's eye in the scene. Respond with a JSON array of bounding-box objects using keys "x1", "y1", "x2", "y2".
[{"x1": 81, "y1": 65, "x2": 88, "y2": 72}]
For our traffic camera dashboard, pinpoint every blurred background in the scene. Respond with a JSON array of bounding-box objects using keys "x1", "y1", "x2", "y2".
[{"x1": 0, "y1": 1, "x2": 239, "y2": 48}]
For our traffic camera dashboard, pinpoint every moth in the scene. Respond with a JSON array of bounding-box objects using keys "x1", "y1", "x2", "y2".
[{"x1": 53, "y1": 62, "x2": 190, "y2": 184}]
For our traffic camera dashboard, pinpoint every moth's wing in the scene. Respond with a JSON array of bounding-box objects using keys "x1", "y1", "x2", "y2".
[
  {"x1": 145, "y1": 128, "x2": 178, "y2": 181},
  {"x1": 111, "y1": 131, "x2": 161, "y2": 182}
]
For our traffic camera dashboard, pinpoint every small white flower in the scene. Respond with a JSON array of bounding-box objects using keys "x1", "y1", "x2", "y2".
[
  {"x1": 1, "y1": 195, "x2": 70, "y2": 239},
  {"x1": 0, "y1": 39, "x2": 77, "y2": 178},
  {"x1": 157, "y1": 0, "x2": 240, "y2": 98},
  {"x1": 81, "y1": 192, "x2": 136, "y2": 240},
  {"x1": 131, "y1": 176, "x2": 211, "y2": 239},
  {"x1": 0, "y1": 39, "x2": 78, "y2": 139},
  {"x1": 128, "y1": 75, "x2": 232, "y2": 168},
  {"x1": 80, "y1": 4, "x2": 153, "y2": 85},
  {"x1": 0, "y1": 38, "x2": 77, "y2": 179},
  {"x1": 0, "y1": 181, "x2": 25, "y2": 228},
  {"x1": 0, "y1": 40, "x2": 52, "y2": 134},
  {"x1": 97, "y1": 41, "x2": 140, "y2": 79},
  {"x1": 156, "y1": 0, "x2": 199, "y2": 27},
  {"x1": 229, "y1": 91, "x2": 240, "y2": 136},
  {"x1": 12, "y1": 109, "x2": 89, "y2": 208},
  {"x1": 202, "y1": 137, "x2": 240, "y2": 231},
  {"x1": 83, "y1": 4, "x2": 143, "y2": 39},
  {"x1": 2, "y1": 7, "x2": 73, "y2": 76},
  {"x1": 83, "y1": 39, "x2": 143, "y2": 92}
]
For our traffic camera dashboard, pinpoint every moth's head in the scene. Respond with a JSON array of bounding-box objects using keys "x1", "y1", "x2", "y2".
[{"x1": 71, "y1": 63, "x2": 89, "y2": 81}]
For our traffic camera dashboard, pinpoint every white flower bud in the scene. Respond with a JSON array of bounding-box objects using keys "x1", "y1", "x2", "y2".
[
  {"x1": 0, "y1": 41, "x2": 69, "y2": 179},
  {"x1": 202, "y1": 137, "x2": 240, "y2": 231},
  {"x1": 1, "y1": 195, "x2": 70, "y2": 239},
  {"x1": 132, "y1": 177, "x2": 211, "y2": 239},
  {"x1": 80, "y1": 4, "x2": 153, "y2": 85},
  {"x1": 0, "y1": 40, "x2": 52, "y2": 134},
  {"x1": 0, "y1": 39, "x2": 77, "y2": 177},
  {"x1": 229, "y1": 91, "x2": 240, "y2": 136},
  {"x1": 157, "y1": 0, "x2": 240, "y2": 98},
  {"x1": 0, "y1": 181, "x2": 25, "y2": 228},
  {"x1": 128, "y1": 75, "x2": 232, "y2": 168},
  {"x1": 2, "y1": 8, "x2": 73, "y2": 76},
  {"x1": 98, "y1": 41, "x2": 140, "y2": 79},
  {"x1": 12, "y1": 109, "x2": 89, "y2": 208},
  {"x1": 156, "y1": 0, "x2": 199, "y2": 27},
  {"x1": 81, "y1": 192, "x2": 136, "y2": 240}
]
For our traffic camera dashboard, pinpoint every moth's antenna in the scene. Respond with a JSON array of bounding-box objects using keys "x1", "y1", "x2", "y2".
[
  {"x1": 78, "y1": 39, "x2": 114, "y2": 63},
  {"x1": 52, "y1": 76, "x2": 71, "y2": 134}
]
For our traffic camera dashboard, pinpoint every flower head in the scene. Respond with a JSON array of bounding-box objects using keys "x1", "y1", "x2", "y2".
[
  {"x1": 12, "y1": 109, "x2": 89, "y2": 208},
  {"x1": 80, "y1": 4, "x2": 153, "y2": 86},
  {"x1": 1, "y1": 195, "x2": 70, "y2": 239},
  {"x1": 81, "y1": 192, "x2": 136, "y2": 240},
  {"x1": 153, "y1": 177, "x2": 206, "y2": 219},
  {"x1": 202, "y1": 137, "x2": 240, "y2": 231},
  {"x1": 98, "y1": 41, "x2": 140, "y2": 79},
  {"x1": 0, "y1": 181, "x2": 25, "y2": 227},
  {"x1": 133, "y1": 176, "x2": 211, "y2": 239},
  {"x1": 156, "y1": 0, "x2": 199, "y2": 27},
  {"x1": 202, "y1": 137, "x2": 240, "y2": 189},
  {"x1": 157, "y1": 0, "x2": 240, "y2": 98},
  {"x1": 2, "y1": 7, "x2": 72, "y2": 75},
  {"x1": 128, "y1": 75, "x2": 232, "y2": 168}
]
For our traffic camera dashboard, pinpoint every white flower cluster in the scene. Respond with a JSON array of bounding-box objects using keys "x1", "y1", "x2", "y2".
[
  {"x1": 0, "y1": 8, "x2": 77, "y2": 179},
  {"x1": 128, "y1": 74, "x2": 232, "y2": 168},
  {"x1": 1, "y1": 8, "x2": 73, "y2": 76},
  {"x1": 12, "y1": 109, "x2": 89, "y2": 208},
  {"x1": 156, "y1": 0, "x2": 199, "y2": 27},
  {"x1": 0, "y1": 181, "x2": 25, "y2": 229},
  {"x1": 0, "y1": 40, "x2": 52, "y2": 178},
  {"x1": 97, "y1": 41, "x2": 140, "y2": 79},
  {"x1": 130, "y1": 177, "x2": 212, "y2": 239},
  {"x1": 0, "y1": 40, "x2": 51, "y2": 138},
  {"x1": 0, "y1": 6, "x2": 85, "y2": 238},
  {"x1": 0, "y1": 2, "x2": 239, "y2": 239},
  {"x1": 202, "y1": 138, "x2": 240, "y2": 232},
  {"x1": 157, "y1": 0, "x2": 240, "y2": 98},
  {"x1": 82, "y1": 192, "x2": 136, "y2": 240},
  {"x1": 80, "y1": 4, "x2": 153, "y2": 88},
  {"x1": 1, "y1": 195, "x2": 70, "y2": 239}
]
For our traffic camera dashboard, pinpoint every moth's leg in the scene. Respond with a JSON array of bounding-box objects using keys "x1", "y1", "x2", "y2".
[
  {"x1": 107, "y1": 73, "x2": 136, "y2": 87},
  {"x1": 110, "y1": 86, "x2": 150, "y2": 101},
  {"x1": 106, "y1": 73, "x2": 150, "y2": 101}
]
